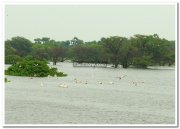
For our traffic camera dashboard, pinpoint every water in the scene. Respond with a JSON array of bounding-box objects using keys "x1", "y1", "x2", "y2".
[{"x1": 5, "y1": 63, "x2": 175, "y2": 124}]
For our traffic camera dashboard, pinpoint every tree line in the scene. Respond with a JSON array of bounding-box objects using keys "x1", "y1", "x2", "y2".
[{"x1": 5, "y1": 34, "x2": 175, "y2": 68}]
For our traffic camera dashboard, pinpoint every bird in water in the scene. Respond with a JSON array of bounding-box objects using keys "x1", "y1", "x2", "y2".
[
  {"x1": 117, "y1": 75, "x2": 127, "y2": 80},
  {"x1": 74, "y1": 78, "x2": 82, "y2": 83},
  {"x1": 132, "y1": 81, "x2": 145, "y2": 86},
  {"x1": 132, "y1": 81, "x2": 137, "y2": 86},
  {"x1": 59, "y1": 83, "x2": 68, "y2": 88},
  {"x1": 109, "y1": 81, "x2": 114, "y2": 84},
  {"x1": 85, "y1": 80, "x2": 88, "y2": 84}
]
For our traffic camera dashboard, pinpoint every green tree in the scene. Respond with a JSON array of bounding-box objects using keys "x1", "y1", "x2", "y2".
[
  {"x1": 47, "y1": 46, "x2": 65, "y2": 65},
  {"x1": 5, "y1": 40, "x2": 17, "y2": 56},
  {"x1": 5, "y1": 55, "x2": 22, "y2": 64},
  {"x1": 41, "y1": 37, "x2": 50, "y2": 44},
  {"x1": 120, "y1": 40, "x2": 137, "y2": 68},
  {"x1": 101, "y1": 36, "x2": 127, "y2": 68},
  {"x1": 31, "y1": 44, "x2": 49, "y2": 61},
  {"x1": 70, "y1": 37, "x2": 84, "y2": 45},
  {"x1": 133, "y1": 56, "x2": 152, "y2": 68},
  {"x1": 71, "y1": 44, "x2": 88, "y2": 63},
  {"x1": 7, "y1": 37, "x2": 32, "y2": 57},
  {"x1": 129, "y1": 34, "x2": 175, "y2": 68},
  {"x1": 34, "y1": 38, "x2": 42, "y2": 44}
]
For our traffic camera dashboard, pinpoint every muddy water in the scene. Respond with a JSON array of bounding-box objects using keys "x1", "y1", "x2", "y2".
[{"x1": 5, "y1": 63, "x2": 175, "y2": 124}]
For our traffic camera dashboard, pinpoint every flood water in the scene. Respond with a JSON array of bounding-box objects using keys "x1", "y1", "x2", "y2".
[{"x1": 5, "y1": 63, "x2": 175, "y2": 124}]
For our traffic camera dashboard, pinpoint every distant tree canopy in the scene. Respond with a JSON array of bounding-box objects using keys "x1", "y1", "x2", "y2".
[
  {"x1": 5, "y1": 34, "x2": 175, "y2": 68},
  {"x1": 5, "y1": 37, "x2": 32, "y2": 57}
]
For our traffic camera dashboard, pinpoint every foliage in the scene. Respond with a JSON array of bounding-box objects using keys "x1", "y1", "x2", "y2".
[
  {"x1": 5, "y1": 34, "x2": 175, "y2": 69},
  {"x1": 101, "y1": 36, "x2": 128, "y2": 68},
  {"x1": 31, "y1": 46, "x2": 49, "y2": 61},
  {"x1": 49, "y1": 67, "x2": 67, "y2": 77},
  {"x1": 47, "y1": 46, "x2": 66, "y2": 65},
  {"x1": 71, "y1": 43, "x2": 108, "y2": 64},
  {"x1": 23, "y1": 55, "x2": 48, "y2": 64},
  {"x1": 5, "y1": 55, "x2": 22, "y2": 64},
  {"x1": 132, "y1": 56, "x2": 152, "y2": 68},
  {"x1": 70, "y1": 37, "x2": 84, "y2": 45},
  {"x1": 127, "y1": 34, "x2": 175, "y2": 68},
  {"x1": 5, "y1": 60, "x2": 67, "y2": 77},
  {"x1": 5, "y1": 40, "x2": 17, "y2": 56},
  {"x1": 7, "y1": 37, "x2": 32, "y2": 57},
  {"x1": 5, "y1": 77, "x2": 10, "y2": 83}
]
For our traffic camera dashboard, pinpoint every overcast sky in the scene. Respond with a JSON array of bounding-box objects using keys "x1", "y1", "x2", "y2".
[{"x1": 5, "y1": 4, "x2": 176, "y2": 42}]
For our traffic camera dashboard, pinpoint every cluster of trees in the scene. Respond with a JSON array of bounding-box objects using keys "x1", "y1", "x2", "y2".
[
  {"x1": 5, "y1": 59, "x2": 67, "y2": 77},
  {"x1": 5, "y1": 34, "x2": 175, "y2": 68}
]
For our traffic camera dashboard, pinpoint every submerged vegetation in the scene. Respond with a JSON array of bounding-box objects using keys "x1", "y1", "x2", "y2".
[
  {"x1": 5, "y1": 34, "x2": 175, "y2": 69},
  {"x1": 5, "y1": 77, "x2": 10, "y2": 83}
]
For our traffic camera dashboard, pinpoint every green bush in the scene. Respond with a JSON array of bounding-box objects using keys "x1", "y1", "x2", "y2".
[
  {"x1": 49, "y1": 67, "x2": 67, "y2": 77},
  {"x1": 24, "y1": 55, "x2": 48, "y2": 64},
  {"x1": 5, "y1": 60, "x2": 67, "y2": 77},
  {"x1": 133, "y1": 56, "x2": 152, "y2": 68}
]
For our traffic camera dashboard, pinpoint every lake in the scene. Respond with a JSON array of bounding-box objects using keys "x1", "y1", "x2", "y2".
[{"x1": 5, "y1": 62, "x2": 175, "y2": 124}]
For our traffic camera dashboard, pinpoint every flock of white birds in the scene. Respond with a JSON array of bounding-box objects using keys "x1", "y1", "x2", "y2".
[{"x1": 38, "y1": 74, "x2": 145, "y2": 88}]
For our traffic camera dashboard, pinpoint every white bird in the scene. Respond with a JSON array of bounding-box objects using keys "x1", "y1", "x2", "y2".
[
  {"x1": 109, "y1": 81, "x2": 114, "y2": 84},
  {"x1": 132, "y1": 81, "x2": 137, "y2": 86},
  {"x1": 117, "y1": 75, "x2": 127, "y2": 79},
  {"x1": 132, "y1": 81, "x2": 145, "y2": 86},
  {"x1": 99, "y1": 82, "x2": 102, "y2": 84},
  {"x1": 59, "y1": 83, "x2": 68, "y2": 88},
  {"x1": 74, "y1": 78, "x2": 82, "y2": 83},
  {"x1": 63, "y1": 84, "x2": 68, "y2": 88},
  {"x1": 121, "y1": 75, "x2": 127, "y2": 78}
]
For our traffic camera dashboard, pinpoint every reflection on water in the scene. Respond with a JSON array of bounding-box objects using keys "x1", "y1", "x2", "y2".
[{"x1": 5, "y1": 63, "x2": 175, "y2": 124}]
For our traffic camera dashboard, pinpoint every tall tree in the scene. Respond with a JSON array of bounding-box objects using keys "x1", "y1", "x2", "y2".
[
  {"x1": 8, "y1": 36, "x2": 32, "y2": 57},
  {"x1": 101, "y1": 36, "x2": 127, "y2": 68},
  {"x1": 34, "y1": 38, "x2": 42, "y2": 44},
  {"x1": 70, "y1": 37, "x2": 83, "y2": 45},
  {"x1": 47, "y1": 46, "x2": 65, "y2": 65},
  {"x1": 5, "y1": 40, "x2": 17, "y2": 56}
]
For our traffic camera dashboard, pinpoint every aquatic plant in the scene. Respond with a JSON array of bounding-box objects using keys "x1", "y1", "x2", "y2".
[{"x1": 5, "y1": 77, "x2": 10, "y2": 83}]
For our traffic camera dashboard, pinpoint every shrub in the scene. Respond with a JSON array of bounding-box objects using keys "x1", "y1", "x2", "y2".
[
  {"x1": 5, "y1": 60, "x2": 67, "y2": 77},
  {"x1": 132, "y1": 56, "x2": 152, "y2": 68},
  {"x1": 5, "y1": 77, "x2": 10, "y2": 83},
  {"x1": 49, "y1": 67, "x2": 67, "y2": 77},
  {"x1": 24, "y1": 55, "x2": 48, "y2": 64}
]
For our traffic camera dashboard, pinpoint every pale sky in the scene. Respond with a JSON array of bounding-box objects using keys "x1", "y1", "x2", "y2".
[{"x1": 5, "y1": 4, "x2": 176, "y2": 42}]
